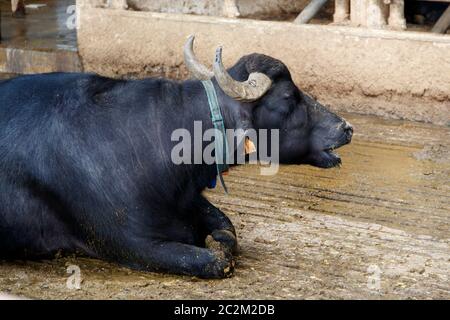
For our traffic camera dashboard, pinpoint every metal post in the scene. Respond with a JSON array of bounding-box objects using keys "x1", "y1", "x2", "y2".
[
  {"x1": 431, "y1": 4, "x2": 450, "y2": 34},
  {"x1": 294, "y1": 0, "x2": 329, "y2": 24}
]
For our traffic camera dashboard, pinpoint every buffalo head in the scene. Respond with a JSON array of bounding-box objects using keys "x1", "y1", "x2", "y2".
[{"x1": 185, "y1": 36, "x2": 353, "y2": 168}]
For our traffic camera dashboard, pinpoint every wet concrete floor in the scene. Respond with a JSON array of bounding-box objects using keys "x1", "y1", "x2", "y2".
[
  {"x1": 0, "y1": 0, "x2": 76, "y2": 51},
  {"x1": 0, "y1": 109, "x2": 448, "y2": 299},
  {"x1": 0, "y1": 0, "x2": 81, "y2": 74}
]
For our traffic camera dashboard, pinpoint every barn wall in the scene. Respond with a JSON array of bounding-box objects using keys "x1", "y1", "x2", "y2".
[
  {"x1": 76, "y1": 1, "x2": 450, "y2": 125},
  {"x1": 86, "y1": 0, "x2": 312, "y2": 18}
]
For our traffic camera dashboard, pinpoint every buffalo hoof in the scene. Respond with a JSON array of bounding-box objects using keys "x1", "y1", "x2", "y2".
[
  {"x1": 210, "y1": 229, "x2": 239, "y2": 254},
  {"x1": 205, "y1": 235, "x2": 235, "y2": 278}
]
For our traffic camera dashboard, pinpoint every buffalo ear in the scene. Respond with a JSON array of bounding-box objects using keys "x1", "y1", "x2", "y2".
[{"x1": 244, "y1": 137, "x2": 257, "y2": 155}]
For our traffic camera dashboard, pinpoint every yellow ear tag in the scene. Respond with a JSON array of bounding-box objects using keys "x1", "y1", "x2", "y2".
[{"x1": 244, "y1": 137, "x2": 257, "y2": 155}]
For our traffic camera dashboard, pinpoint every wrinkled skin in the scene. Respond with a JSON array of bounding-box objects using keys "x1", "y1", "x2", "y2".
[{"x1": 0, "y1": 54, "x2": 351, "y2": 278}]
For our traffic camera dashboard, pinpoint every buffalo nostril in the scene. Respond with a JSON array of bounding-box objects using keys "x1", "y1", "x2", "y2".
[
  {"x1": 343, "y1": 122, "x2": 353, "y2": 132},
  {"x1": 344, "y1": 121, "x2": 353, "y2": 130},
  {"x1": 343, "y1": 122, "x2": 353, "y2": 140}
]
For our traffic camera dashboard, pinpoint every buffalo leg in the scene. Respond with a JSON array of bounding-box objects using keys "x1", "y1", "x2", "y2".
[
  {"x1": 195, "y1": 196, "x2": 238, "y2": 254},
  {"x1": 120, "y1": 240, "x2": 235, "y2": 279}
]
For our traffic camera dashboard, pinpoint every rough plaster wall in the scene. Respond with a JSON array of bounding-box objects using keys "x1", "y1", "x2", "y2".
[
  {"x1": 127, "y1": 0, "x2": 224, "y2": 15},
  {"x1": 236, "y1": 0, "x2": 334, "y2": 19},
  {"x1": 127, "y1": 0, "x2": 310, "y2": 17},
  {"x1": 237, "y1": 0, "x2": 306, "y2": 15},
  {"x1": 87, "y1": 0, "x2": 312, "y2": 17}
]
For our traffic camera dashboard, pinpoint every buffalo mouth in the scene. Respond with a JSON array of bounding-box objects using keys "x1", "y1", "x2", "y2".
[
  {"x1": 312, "y1": 140, "x2": 349, "y2": 169},
  {"x1": 321, "y1": 147, "x2": 342, "y2": 168},
  {"x1": 309, "y1": 126, "x2": 352, "y2": 169}
]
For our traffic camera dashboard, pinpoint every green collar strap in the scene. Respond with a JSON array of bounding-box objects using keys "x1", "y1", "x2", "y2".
[{"x1": 201, "y1": 80, "x2": 229, "y2": 194}]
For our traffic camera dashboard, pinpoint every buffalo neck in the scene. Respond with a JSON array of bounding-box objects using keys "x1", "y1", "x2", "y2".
[
  {"x1": 172, "y1": 79, "x2": 250, "y2": 190},
  {"x1": 209, "y1": 79, "x2": 252, "y2": 132},
  {"x1": 182, "y1": 79, "x2": 250, "y2": 133}
]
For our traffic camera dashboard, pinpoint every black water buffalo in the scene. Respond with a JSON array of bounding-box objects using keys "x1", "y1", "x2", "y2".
[{"x1": 0, "y1": 36, "x2": 352, "y2": 278}]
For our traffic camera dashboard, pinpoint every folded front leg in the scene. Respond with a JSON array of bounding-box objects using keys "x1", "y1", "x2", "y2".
[
  {"x1": 119, "y1": 240, "x2": 234, "y2": 279},
  {"x1": 195, "y1": 196, "x2": 239, "y2": 254}
]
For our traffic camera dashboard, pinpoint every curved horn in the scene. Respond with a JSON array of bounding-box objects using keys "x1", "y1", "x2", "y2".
[
  {"x1": 184, "y1": 35, "x2": 214, "y2": 80},
  {"x1": 213, "y1": 47, "x2": 272, "y2": 102}
]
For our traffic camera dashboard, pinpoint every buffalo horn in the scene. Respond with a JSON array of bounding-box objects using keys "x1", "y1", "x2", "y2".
[
  {"x1": 213, "y1": 46, "x2": 272, "y2": 102},
  {"x1": 183, "y1": 35, "x2": 214, "y2": 80}
]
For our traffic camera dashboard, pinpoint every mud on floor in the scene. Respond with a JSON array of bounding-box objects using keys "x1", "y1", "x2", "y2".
[{"x1": 0, "y1": 113, "x2": 449, "y2": 299}]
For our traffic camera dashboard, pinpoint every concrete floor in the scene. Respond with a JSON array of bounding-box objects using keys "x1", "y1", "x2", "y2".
[
  {"x1": 0, "y1": 0, "x2": 81, "y2": 74},
  {"x1": 0, "y1": 112, "x2": 448, "y2": 300}
]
